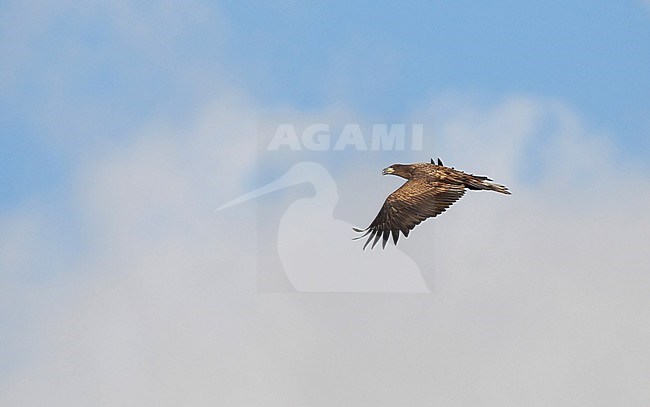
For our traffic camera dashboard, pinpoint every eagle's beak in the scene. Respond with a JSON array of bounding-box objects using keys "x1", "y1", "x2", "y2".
[{"x1": 382, "y1": 167, "x2": 394, "y2": 175}]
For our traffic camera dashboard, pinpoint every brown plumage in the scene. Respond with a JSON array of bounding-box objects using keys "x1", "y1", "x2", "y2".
[{"x1": 353, "y1": 158, "x2": 510, "y2": 249}]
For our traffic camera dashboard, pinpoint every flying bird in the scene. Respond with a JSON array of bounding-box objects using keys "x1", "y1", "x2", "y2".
[{"x1": 354, "y1": 158, "x2": 510, "y2": 249}]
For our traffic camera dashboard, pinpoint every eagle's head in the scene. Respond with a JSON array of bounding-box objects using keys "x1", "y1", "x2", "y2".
[{"x1": 382, "y1": 164, "x2": 413, "y2": 179}]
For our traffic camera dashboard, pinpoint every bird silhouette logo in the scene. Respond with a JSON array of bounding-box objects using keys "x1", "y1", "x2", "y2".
[{"x1": 217, "y1": 161, "x2": 430, "y2": 293}]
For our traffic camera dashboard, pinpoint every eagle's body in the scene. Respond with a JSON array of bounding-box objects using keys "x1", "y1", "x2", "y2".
[{"x1": 354, "y1": 158, "x2": 510, "y2": 249}]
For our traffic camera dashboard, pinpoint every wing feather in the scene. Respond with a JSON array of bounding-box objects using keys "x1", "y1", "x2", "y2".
[{"x1": 355, "y1": 179, "x2": 466, "y2": 249}]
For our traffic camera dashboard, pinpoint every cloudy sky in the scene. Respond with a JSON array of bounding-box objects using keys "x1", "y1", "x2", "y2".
[{"x1": 1, "y1": 1, "x2": 650, "y2": 405}]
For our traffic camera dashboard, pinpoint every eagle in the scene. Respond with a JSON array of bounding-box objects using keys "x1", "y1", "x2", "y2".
[{"x1": 354, "y1": 158, "x2": 510, "y2": 249}]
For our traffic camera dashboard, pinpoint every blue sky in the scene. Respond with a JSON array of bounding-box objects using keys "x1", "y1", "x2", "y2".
[
  {"x1": 222, "y1": 0, "x2": 650, "y2": 124},
  {"x1": 1, "y1": 0, "x2": 649, "y2": 214},
  {"x1": 2, "y1": 1, "x2": 650, "y2": 405}
]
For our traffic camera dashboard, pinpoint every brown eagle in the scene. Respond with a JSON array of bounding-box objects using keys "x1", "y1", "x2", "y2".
[{"x1": 354, "y1": 158, "x2": 510, "y2": 249}]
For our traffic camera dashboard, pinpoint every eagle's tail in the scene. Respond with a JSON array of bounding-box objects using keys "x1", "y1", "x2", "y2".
[
  {"x1": 464, "y1": 174, "x2": 511, "y2": 195},
  {"x1": 485, "y1": 181, "x2": 511, "y2": 195}
]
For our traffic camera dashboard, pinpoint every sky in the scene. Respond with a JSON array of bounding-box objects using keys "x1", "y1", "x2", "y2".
[{"x1": 1, "y1": 1, "x2": 650, "y2": 405}]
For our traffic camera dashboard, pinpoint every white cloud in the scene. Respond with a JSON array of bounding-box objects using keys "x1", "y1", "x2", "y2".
[
  {"x1": 0, "y1": 0, "x2": 231, "y2": 149},
  {"x1": 1, "y1": 94, "x2": 650, "y2": 406}
]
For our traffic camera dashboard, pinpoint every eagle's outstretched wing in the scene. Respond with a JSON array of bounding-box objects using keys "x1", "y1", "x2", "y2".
[{"x1": 353, "y1": 179, "x2": 466, "y2": 249}]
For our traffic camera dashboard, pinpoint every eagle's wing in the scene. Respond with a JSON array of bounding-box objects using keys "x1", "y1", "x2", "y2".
[{"x1": 354, "y1": 179, "x2": 466, "y2": 249}]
